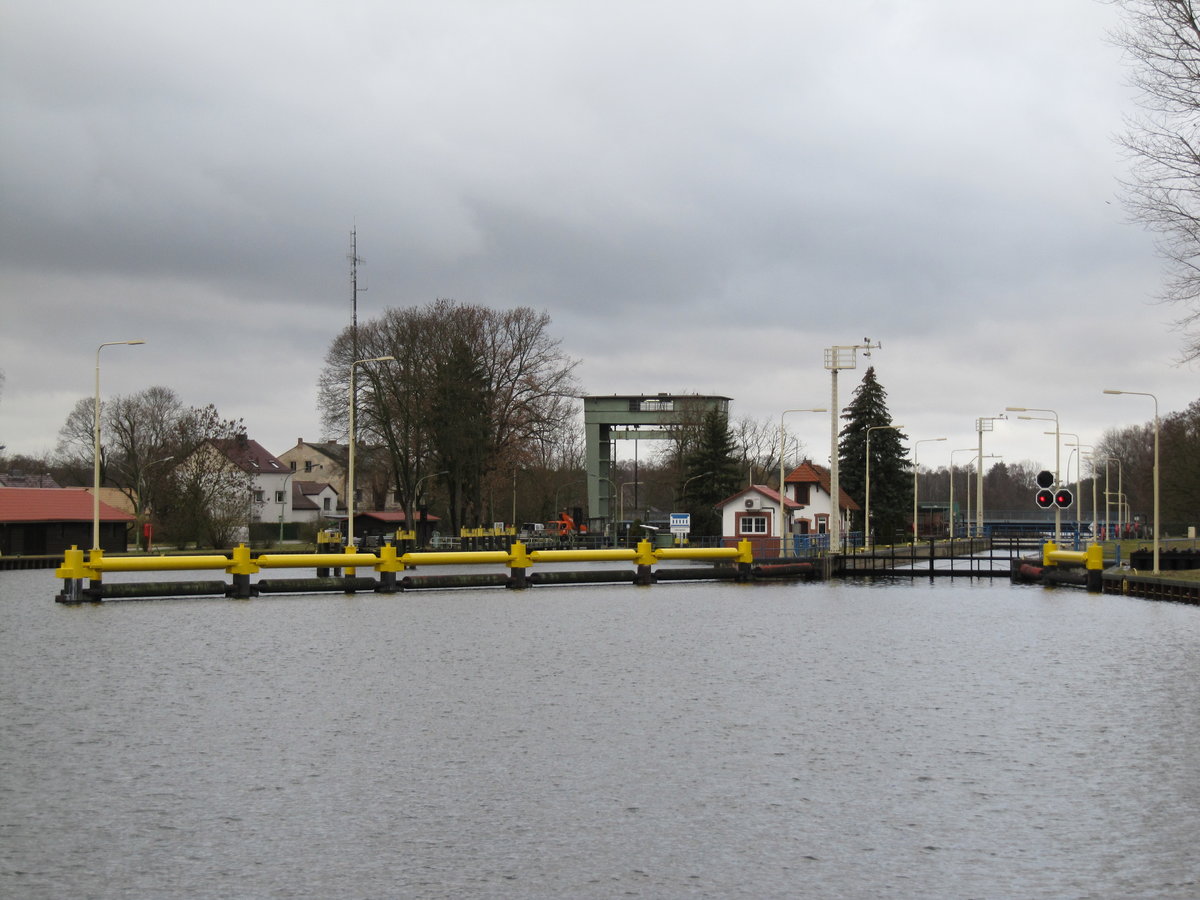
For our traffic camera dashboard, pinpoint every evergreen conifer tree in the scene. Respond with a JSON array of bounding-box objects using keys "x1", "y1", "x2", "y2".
[
  {"x1": 838, "y1": 367, "x2": 910, "y2": 544},
  {"x1": 680, "y1": 409, "x2": 742, "y2": 538}
]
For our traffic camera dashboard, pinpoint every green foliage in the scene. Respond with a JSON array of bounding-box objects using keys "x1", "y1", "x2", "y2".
[
  {"x1": 680, "y1": 409, "x2": 742, "y2": 537},
  {"x1": 837, "y1": 367, "x2": 910, "y2": 542}
]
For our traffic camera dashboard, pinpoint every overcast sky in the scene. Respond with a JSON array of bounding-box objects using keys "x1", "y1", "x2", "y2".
[{"x1": 2, "y1": 0, "x2": 1195, "y2": 479}]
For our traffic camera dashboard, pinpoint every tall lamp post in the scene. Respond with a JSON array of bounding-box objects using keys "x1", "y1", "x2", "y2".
[
  {"x1": 1007, "y1": 406, "x2": 1061, "y2": 543},
  {"x1": 410, "y1": 470, "x2": 448, "y2": 541},
  {"x1": 347, "y1": 355, "x2": 394, "y2": 549},
  {"x1": 865, "y1": 424, "x2": 904, "y2": 549},
  {"x1": 278, "y1": 469, "x2": 297, "y2": 543},
  {"x1": 912, "y1": 437, "x2": 946, "y2": 542},
  {"x1": 1048, "y1": 430, "x2": 1083, "y2": 541},
  {"x1": 975, "y1": 415, "x2": 1005, "y2": 537},
  {"x1": 1066, "y1": 442, "x2": 1095, "y2": 540},
  {"x1": 93, "y1": 339, "x2": 145, "y2": 550},
  {"x1": 138, "y1": 454, "x2": 174, "y2": 551},
  {"x1": 949, "y1": 447, "x2": 978, "y2": 538},
  {"x1": 824, "y1": 340, "x2": 879, "y2": 553},
  {"x1": 1097, "y1": 455, "x2": 1123, "y2": 541},
  {"x1": 779, "y1": 407, "x2": 827, "y2": 556},
  {"x1": 1104, "y1": 389, "x2": 1159, "y2": 574}
]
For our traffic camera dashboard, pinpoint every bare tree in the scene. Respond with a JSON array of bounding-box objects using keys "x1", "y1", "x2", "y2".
[
  {"x1": 161, "y1": 407, "x2": 253, "y2": 548},
  {"x1": 1112, "y1": 0, "x2": 1200, "y2": 359},
  {"x1": 318, "y1": 299, "x2": 579, "y2": 531}
]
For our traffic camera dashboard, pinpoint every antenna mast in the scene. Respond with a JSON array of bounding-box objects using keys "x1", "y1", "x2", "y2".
[{"x1": 348, "y1": 228, "x2": 366, "y2": 357}]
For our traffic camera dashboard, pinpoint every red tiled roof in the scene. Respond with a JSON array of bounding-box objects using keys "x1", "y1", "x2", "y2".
[
  {"x1": 0, "y1": 488, "x2": 135, "y2": 524},
  {"x1": 784, "y1": 461, "x2": 861, "y2": 511}
]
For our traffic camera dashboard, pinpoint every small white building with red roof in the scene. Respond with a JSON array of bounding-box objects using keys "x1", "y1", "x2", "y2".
[{"x1": 716, "y1": 460, "x2": 860, "y2": 555}]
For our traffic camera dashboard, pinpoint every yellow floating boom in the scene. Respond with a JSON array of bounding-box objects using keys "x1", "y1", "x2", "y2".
[{"x1": 57, "y1": 539, "x2": 756, "y2": 581}]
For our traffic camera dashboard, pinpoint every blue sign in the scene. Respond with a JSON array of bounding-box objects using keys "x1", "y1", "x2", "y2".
[{"x1": 669, "y1": 512, "x2": 691, "y2": 534}]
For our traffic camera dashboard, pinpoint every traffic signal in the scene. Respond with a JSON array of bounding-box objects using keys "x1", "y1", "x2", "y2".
[
  {"x1": 1054, "y1": 488, "x2": 1073, "y2": 508},
  {"x1": 1036, "y1": 470, "x2": 1054, "y2": 489},
  {"x1": 1036, "y1": 489, "x2": 1054, "y2": 508}
]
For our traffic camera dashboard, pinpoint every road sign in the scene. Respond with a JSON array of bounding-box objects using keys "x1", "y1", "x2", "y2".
[{"x1": 669, "y1": 512, "x2": 691, "y2": 535}]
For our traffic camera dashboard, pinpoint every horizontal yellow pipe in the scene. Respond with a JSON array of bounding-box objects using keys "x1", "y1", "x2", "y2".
[
  {"x1": 654, "y1": 547, "x2": 740, "y2": 561},
  {"x1": 402, "y1": 550, "x2": 514, "y2": 567},
  {"x1": 92, "y1": 554, "x2": 233, "y2": 573},
  {"x1": 530, "y1": 548, "x2": 638, "y2": 564},
  {"x1": 255, "y1": 552, "x2": 379, "y2": 570}
]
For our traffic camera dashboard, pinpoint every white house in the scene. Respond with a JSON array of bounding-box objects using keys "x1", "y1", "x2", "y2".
[
  {"x1": 206, "y1": 435, "x2": 296, "y2": 527},
  {"x1": 716, "y1": 484, "x2": 798, "y2": 557},
  {"x1": 781, "y1": 459, "x2": 859, "y2": 539},
  {"x1": 291, "y1": 479, "x2": 340, "y2": 524},
  {"x1": 277, "y1": 437, "x2": 400, "y2": 512},
  {"x1": 715, "y1": 460, "x2": 860, "y2": 556}
]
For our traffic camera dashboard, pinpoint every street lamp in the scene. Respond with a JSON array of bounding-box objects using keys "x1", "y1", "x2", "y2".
[
  {"x1": 1097, "y1": 455, "x2": 1123, "y2": 542},
  {"x1": 1104, "y1": 389, "x2": 1160, "y2": 573},
  {"x1": 949, "y1": 447, "x2": 978, "y2": 538},
  {"x1": 912, "y1": 437, "x2": 946, "y2": 542},
  {"x1": 779, "y1": 407, "x2": 826, "y2": 556},
  {"x1": 138, "y1": 454, "x2": 174, "y2": 550},
  {"x1": 1048, "y1": 430, "x2": 1083, "y2": 541},
  {"x1": 975, "y1": 415, "x2": 1006, "y2": 536},
  {"x1": 1066, "y1": 442, "x2": 1095, "y2": 540},
  {"x1": 278, "y1": 469, "x2": 297, "y2": 543},
  {"x1": 347, "y1": 355, "x2": 394, "y2": 548},
  {"x1": 1007, "y1": 406, "x2": 1061, "y2": 542},
  {"x1": 410, "y1": 470, "x2": 448, "y2": 541},
  {"x1": 865, "y1": 424, "x2": 904, "y2": 549},
  {"x1": 963, "y1": 453, "x2": 1001, "y2": 537},
  {"x1": 93, "y1": 340, "x2": 145, "y2": 550}
]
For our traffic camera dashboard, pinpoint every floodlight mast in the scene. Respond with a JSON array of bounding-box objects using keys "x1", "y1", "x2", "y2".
[{"x1": 824, "y1": 340, "x2": 880, "y2": 553}]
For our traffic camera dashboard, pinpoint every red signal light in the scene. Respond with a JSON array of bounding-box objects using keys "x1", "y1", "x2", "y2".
[
  {"x1": 1055, "y1": 489, "x2": 1073, "y2": 509},
  {"x1": 1036, "y1": 489, "x2": 1054, "y2": 508}
]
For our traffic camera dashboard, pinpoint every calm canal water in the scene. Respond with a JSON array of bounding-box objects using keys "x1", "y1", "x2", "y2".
[{"x1": 2, "y1": 567, "x2": 1197, "y2": 899}]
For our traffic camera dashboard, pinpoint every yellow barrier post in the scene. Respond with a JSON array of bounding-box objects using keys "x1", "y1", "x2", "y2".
[
  {"x1": 1042, "y1": 541, "x2": 1058, "y2": 569},
  {"x1": 226, "y1": 544, "x2": 259, "y2": 599},
  {"x1": 634, "y1": 539, "x2": 656, "y2": 585},
  {"x1": 377, "y1": 543, "x2": 403, "y2": 593},
  {"x1": 508, "y1": 540, "x2": 532, "y2": 589},
  {"x1": 54, "y1": 546, "x2": 99, "y2": 603}
]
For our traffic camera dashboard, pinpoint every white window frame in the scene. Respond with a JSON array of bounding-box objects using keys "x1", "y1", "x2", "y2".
[{"x1": 740, "y1": 514, "x2": 768, "y2": 535}]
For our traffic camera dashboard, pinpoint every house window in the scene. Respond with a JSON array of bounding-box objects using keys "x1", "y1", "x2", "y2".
[
  {"x1": 275, "y1": 491, "x2": 285, "y2": 503},
  {"x1": 252, "y1": 490, "x2": 264, "y2": 503},
  {"x1": 304, "y1": 460, "x2": 314, "y2": 473},
  {"x1": 323, "y1": 497, "x2": 331, "y2": 511},
  {"x1": 289, "y1": 461, "x2": 296, "y2": 471},
  {"x1": 740, "y1": 515, "x2": 768, "y2": 535},
  {"x1": 794, "y1": 484, "x2": 810, "y2": 504}
]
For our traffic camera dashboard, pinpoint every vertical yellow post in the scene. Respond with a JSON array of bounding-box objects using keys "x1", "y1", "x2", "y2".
[{"x1": 1042, "y1": 541, "x2": 1058, "y2": 568}]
